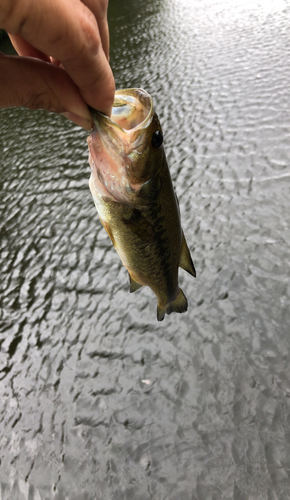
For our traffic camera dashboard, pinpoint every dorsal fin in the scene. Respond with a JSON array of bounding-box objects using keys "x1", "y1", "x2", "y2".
[{"x1": 179, "y1": 233, "x2": 196, "y2": 277}]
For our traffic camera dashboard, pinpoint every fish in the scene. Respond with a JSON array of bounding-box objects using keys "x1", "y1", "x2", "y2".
[{"x1": 87, "y1": 88, "x2": 195, "y2": 321}]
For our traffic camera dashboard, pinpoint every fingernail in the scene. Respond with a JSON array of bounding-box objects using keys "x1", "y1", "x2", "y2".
[
  {"x1": 62, "y1": 112, "x2": 93, "y2": 131},
  {"x1": 69, "y1": 99, "x2": 92, "y2": 121}
]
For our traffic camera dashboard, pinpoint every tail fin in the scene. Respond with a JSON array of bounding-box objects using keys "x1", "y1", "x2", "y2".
[{"x1": 157, "y1": 288, "x2": 188, "y2": 322}]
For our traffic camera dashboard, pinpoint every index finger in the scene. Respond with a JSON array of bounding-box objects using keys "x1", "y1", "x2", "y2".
[{"x1": 1, "y1": 0, "x2": 115, "y2": 115}]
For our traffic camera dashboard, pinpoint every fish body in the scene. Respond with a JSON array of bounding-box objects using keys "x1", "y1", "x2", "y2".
[{"x1": 88, "y1": 88, "x2": 195, "y2": 321}]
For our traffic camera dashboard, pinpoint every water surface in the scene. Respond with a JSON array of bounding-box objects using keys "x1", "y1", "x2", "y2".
[{"x1": 1, "y1": 0, "x2": 290, "y2": 498}]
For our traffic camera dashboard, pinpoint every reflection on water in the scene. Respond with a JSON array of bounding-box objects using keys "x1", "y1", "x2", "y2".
[{"x1": 1, "y1": 0, "x2": 290, "y2": 498}]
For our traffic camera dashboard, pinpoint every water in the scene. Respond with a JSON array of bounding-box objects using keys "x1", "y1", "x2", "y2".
[{"x1": 1, "y1": 0, "x2": 290, "y2": 498}]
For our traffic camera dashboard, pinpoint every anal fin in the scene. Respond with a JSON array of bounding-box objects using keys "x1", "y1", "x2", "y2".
[
  {"x1": 179, "y1": 233, "x2": 196, "y2": 277},
  {"x1": 157, "y1": 304, "x2": 166, "y2": 322},
  {"x1": 129, "y1": 272, "x2": 143, "y2": 293}
]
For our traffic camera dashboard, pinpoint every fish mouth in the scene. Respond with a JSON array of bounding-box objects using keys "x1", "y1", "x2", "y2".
[
  {"x1": 89, "y1": 88, "x2": 153, "y2": 153},
  {"x1": 88, "y1": 89, "x2": 154, "y2": 206}
]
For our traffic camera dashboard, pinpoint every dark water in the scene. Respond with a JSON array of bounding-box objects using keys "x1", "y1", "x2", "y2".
[{"x1": 1, "y1": 0, "x2": 290, "y2": 498}]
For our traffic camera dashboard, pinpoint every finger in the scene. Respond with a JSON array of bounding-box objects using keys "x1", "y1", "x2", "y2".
[
  {"x1": 9, "y1": 34, "x2": 62, "y2": 67},
  {"x1": 0, "y1": 53, "x2": 93, "y2": 130},
  {"x1": 50, "y1": 57, "x2": 62, "y2": 66},
  {"x1": 8, "y1": 34, "x2": 51, "y2": 62},
  {"x1": 81, "y1": 0, "x2": 110, "y2": 60},
  {"x1": 1, "y1": 0, "x2": 115, "y2": 115}
]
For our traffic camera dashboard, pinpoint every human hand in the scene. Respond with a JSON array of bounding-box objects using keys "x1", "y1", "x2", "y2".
[{"x1": 0, "y1": 0, "x2": 115, "y2": 130}]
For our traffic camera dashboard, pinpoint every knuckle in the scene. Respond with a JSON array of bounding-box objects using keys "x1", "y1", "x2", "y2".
[
  {"x1": 25, "y1": 91, "x2": 46, "y2": 110},
  {"x1": 80, "y1": 11, "x2": 102, "y2": 55},
  {"x1": 0, "y1": 0, "x2": 30, "y2": 33},
  {"x1": 24, "y1": 91, "x2": 62, "y2": 114}
]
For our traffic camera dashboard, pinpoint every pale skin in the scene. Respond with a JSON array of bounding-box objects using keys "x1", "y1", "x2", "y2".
[{"x1": 0, "y1": 0, "x2": 115, "y2": 130}]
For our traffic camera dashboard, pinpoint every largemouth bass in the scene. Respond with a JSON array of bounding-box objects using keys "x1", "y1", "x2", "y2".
[{"x1": 87, "y1": 88, "x2": 195, "y2": 321}]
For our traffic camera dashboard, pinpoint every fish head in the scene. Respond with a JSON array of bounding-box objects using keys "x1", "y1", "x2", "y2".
[{"x1": 88, "y1": 88, "x2": 164, "y2": 206}]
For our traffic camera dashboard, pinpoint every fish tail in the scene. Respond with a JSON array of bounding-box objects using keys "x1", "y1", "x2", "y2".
[{"x1": 157, "y1": 288, "x2": 188, "y2": 322}]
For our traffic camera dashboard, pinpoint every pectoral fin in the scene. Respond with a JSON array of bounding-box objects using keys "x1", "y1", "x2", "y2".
[
  {"x1": 128, "y1": 272, "x2": 143, "y2": 293},
  {"x1": 100, "y1": 217, "x2": 116, "y2": 247},
  {"x1": 122, "y1": 209, "x2": 155, "y2": 243},
  {"x1": 139, "y1": 175, "x2": 162, "y2": 199},
  {"x1": 179, "y1": 233, "x2": 196, "y2": 277}
]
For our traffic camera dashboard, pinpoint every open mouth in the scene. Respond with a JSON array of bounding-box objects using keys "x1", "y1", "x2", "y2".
[
  {"x1": 111, "y1": 88, "x2": 153, "y2": 131},
  {"x1": 88, "y1": 89, "x2": 154, "y2": 205},
  {"x1": 90, "y1": 89, "x2": 153, "y2": 137}
]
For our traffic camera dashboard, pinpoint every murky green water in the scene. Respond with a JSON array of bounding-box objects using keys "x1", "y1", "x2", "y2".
[{"x1": 1, "y1": 0, "x2": 290, "y2": 498}]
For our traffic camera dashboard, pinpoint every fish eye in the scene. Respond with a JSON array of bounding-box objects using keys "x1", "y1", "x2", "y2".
[{"x1": 151, "y1": 130, "x2": 163, "y2": 149}]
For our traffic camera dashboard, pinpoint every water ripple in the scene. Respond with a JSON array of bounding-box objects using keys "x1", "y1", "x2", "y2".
[{"x1": 1, "y1": 0, "x2": 290, "y2": 498}]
